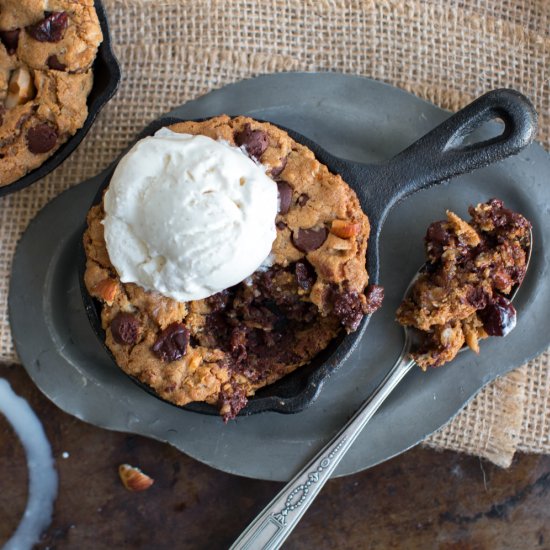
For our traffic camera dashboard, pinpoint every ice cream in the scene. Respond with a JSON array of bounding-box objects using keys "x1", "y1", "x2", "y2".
[{"x1": 102, "y1": 128, "x2": 278, "y2": 302}]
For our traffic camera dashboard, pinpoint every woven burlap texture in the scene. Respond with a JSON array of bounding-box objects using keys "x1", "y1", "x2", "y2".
[{"x1": 0, "y1": 0, "x2": 548, "y2": 466}]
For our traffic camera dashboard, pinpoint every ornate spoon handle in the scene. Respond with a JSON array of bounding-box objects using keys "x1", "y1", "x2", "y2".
[{"x1": 230, "y1": 351, "x2": 416, "y2": 550}]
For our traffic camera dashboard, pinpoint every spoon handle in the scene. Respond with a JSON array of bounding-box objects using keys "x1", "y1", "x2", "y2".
[{"x1": 230, "y1": 352, "x2": 416, "y2": 550}]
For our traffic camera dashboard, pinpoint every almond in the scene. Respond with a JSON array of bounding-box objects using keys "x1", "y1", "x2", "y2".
[
  {"x1": 330, "y1": 219, "x2": 360, "y2": 239},
  {"x1": 118, "y1": 464, "x2": 154, "y2": 492},
  {"x1": 5, "y1": 67, "x2": 35, "y2": 109},
  {"x1": 92, "y1": 278, "x2": 118, "y2": 304}
]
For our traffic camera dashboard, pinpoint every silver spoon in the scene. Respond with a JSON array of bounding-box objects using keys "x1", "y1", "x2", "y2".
[{"x1": 230, "y1": 231, "x2": 532, "y2": 550}]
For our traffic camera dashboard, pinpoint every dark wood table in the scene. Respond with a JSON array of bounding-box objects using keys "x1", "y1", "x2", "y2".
[{"x1": 1, "y1": 364, "x2": 548, "y2": 550}]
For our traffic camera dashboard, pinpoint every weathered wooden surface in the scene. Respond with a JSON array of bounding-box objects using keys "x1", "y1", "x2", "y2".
[{"x1": 1, "y1": 365, "x2": 548, "y2": 550}]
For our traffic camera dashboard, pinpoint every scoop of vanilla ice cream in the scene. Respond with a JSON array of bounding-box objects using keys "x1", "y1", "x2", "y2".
[{"x1": 102, "y1": 127, "x2": 278, "y2": 302}]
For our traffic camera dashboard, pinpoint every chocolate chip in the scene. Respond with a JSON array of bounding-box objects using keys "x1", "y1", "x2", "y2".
[
  {"x1": 276, "y1": 221, "x2": 287, "y2": 230},
  {"x1": 297, "y1": 193, "x2": 309, "y2": 207},
  {"x1": 47, "y1": 54, "x2": 66, "y2": 70},
  {"x1": 425, "y1": 220, "x2": 453, "y2": 260},
  {"x1": 234, "y1": 123, "x2": 269, "y2": 160},
  {"x1": 27, "y1": 124, "x2": 58, "y2": 154},
  {"x1": 332, "y1": 290, "x2": 365, "y2": 331},
  {"x1": 466, "y1": 286, "x2": 487, "y2": 309},
  {"x1": 111, "y1": 312, "x2": 140, "y2": 345},
  {"x1": 364, "y1": 284, "x2": 384, "y2": 314},
  {"x1": 478, "y1": 295, "x2": 516, "y2": 337},
  {"x1": 219, "y1": 384, "x2": 248, "y2": 422},
  {"x1": 295, "y1": 260, "x2": 316, "y2": 291},
  {"x1": 425, "y1": 220, "x2": 451, "y2": 246},
  {"x1": 152, "y1": 322, "x2": 190, "y2": 362},
  {"x1": 277, "y1": 181, "x2": 292, "y2": 214},
  {"x1": 0, "y1": 29, "x2": 20, "y2": 54},
  {"x1": 270, "y1": 156, "x2": 288, "y2": 178},
  {"x1": 485, "y1": 198, "x2": 524, "y2": 229},
  {"x1": 292, "y1": 227, "x2": 328, "y2": 252},
  {"x1": 27, "y1": 12, "x2": 69, "y2": 42},
  {"x1": 0, "y1": 105, "x2": 5, "y2": 126}
]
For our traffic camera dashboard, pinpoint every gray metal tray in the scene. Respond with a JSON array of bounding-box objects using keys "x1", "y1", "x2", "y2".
[{"x1": 9, "y1": 73, "x2": 550, "y2": 481}]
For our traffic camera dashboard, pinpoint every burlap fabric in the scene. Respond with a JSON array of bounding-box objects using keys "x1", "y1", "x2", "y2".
[{"x1": 0, "y1": 0, "x2": 548, "y2": 467}]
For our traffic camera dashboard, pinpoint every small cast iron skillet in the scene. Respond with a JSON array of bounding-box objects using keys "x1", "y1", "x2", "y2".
[
  {"x1": 79, "y1": 88, "x2": 537, "y2": 416},
  {"x1": 0, "y1": 0, "x2": 121, "y2": 198}
]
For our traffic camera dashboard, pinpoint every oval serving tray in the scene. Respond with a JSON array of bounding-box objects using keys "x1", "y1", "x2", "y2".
[{"x1": 9, "y1": 73, "x2": 550, "y2": 481}]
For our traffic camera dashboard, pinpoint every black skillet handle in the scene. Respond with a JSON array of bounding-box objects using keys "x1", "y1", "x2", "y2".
[{"x1": 365, "y1": 88, "x2": 537, "y2": 223}]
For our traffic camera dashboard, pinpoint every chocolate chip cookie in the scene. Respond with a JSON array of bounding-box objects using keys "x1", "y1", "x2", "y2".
[
  {"x1": 83, "y1": 115, "x2": 383, "y2": 420},
  {"x1": 0, "y1": 0, "x2": 102, "y2": 186},
  {"x1": 397, "y1": 199, "x2": 531, "y2": 369}
]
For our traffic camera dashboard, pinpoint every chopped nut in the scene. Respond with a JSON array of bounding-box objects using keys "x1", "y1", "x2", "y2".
[
  {"x1": 5, "y1": 67, "x2": 35, "y2": 109},
  {"x1": 92, "y1": 278, "x2": 118, "y2": 304},
  {"x1": 462, "y1": 322, "x2": 480, "y2": 353},
  {"x1": 118, "y1": 464, "x2": 154, "y2": 492},
  {"x1": 330, "y1": 219, "x2": 360, "y2": 239},
  {"x1": 446, "y1": 210, "x2": 480, "y2": 247},
  {"x1": 330, "y1": 236, "x2": 353, "y2": 250}
]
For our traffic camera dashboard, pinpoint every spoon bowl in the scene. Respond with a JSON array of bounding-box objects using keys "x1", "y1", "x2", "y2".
[
  {"x1": 401, "y1": 226, "x2": 532, "y2": 362},
  {"x1": 401, "y1": 222, "x2": 533, "y2": 366}
]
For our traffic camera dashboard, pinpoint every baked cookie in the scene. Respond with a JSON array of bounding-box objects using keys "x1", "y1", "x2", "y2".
[
  {"x1": 396, "y1": 199, "x2": 531, "y2": 369},
  {"x1": 0, "y1": 0, "x2": 102, "y2": 186},
  {"x1": 83, "y1": 116, "x2": 384, "y2": 420}
]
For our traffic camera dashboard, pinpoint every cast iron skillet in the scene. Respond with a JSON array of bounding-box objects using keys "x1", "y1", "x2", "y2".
[
  {"x1": 0, "y1": 0, "x2": 121, "y2": 198},
  {"x1": 79, "y1": 88, "x2": 537, "y2": 416}
]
